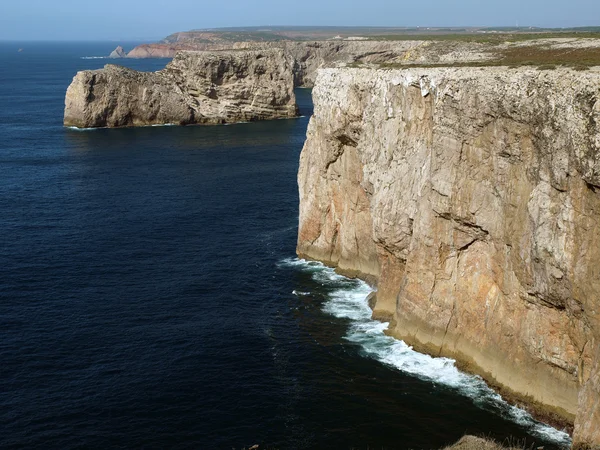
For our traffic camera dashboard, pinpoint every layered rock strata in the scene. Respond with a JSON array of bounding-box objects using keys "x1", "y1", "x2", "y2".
[
  {"x1": 64, "y1": 49, "x2": 298, "y2": 128},
  {"x1": 297, "y1": 67, "x2": 600, "y2": 448},
  {"x1": 126, "y1": 40, "x2": 495, "y2": 86},
  {"x1": 125, "y1": 37, "x2": 600, "y2": 87}
]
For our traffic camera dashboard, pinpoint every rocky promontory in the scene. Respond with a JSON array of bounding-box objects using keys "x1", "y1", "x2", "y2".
[
  {"x1": 64, "y1": 49, "x2": 298, "y2": 128},
  {"x1": 123, "y1": 35, "x2": 600, "y2": 87},
  {"x1": 109, "y1": 46, "x2": 127, "y2": 58},
  {"x1": 297, "y1": 66, "x2": 600, "y2": 448}
]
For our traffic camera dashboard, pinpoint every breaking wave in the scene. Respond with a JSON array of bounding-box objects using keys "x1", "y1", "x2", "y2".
[
  {"x1": 280, "y1": 257, "x2": 572, "y2": 447},
  {"x1": 66, "y1": 126, "x2": 99, "y2": 131}
]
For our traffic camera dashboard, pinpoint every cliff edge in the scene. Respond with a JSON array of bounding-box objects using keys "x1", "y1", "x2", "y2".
[
  {"x1": 64, "y1": 49, "x2": 298, "y2": 128},
  {"x1": 297, "y1": 67, "x2": 600, "y2": 448}
]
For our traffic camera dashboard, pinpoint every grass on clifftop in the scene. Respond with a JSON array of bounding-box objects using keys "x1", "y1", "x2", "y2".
[
  {"x1": 498, "y1": 46, "x2": 600, "y2": 68},
  {"x1": 364, "y1": 44, "x2": 600, "y2": 70},
  {"x1": 371, "y1": 31, "x2": 600, "y2": 43}
]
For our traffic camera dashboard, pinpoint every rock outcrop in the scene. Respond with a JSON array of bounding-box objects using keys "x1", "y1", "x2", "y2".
[
  {"x1": 297, "y1": 67, "x2": 600, "y2": 448},
  {"x1": 126, "y1": 43, "x2": 220, "y2": 58},
  {"x1": 126, "y1": 40, "x2": 495, "y2": 86},
  {"x1": 109, "y1": 46, "x2": 127, "y2": 58},
  {"x1": 64, "y1": 49, "x2": 298, "y2": 128}
]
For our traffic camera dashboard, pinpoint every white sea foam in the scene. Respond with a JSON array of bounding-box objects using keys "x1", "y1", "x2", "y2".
[
  {"x1": 80, "y1": 56, "x2": 108, "y2": 59},
  {"x1": 66, "y1": 126, "x2": 99, "y2": 131},
  {"x1": 67, "y1": 123, "x2": 177, "y2": 131},
  {"x1": 281, "y1": 257, "x2": 572, "y2": 447},
  {"x1": 292, "y1": 290, "x2": 310, "y2": 296}
]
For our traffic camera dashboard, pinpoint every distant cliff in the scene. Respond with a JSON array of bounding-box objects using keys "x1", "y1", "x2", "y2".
[
  {"x1": 124, "y1": 40, "x2": 494, "y2": 87},
  {"x1": 297, "y1": 67, "x2": 600, "y2": 448},
  {"x1": 109, "y1": 46, "x2": 127, "y2": 58},
  {"x1": 64, "y1": 49, "x2": 297, "y2": 128},
  {"x1": 123, "y1": 36, "x2": 600, "y2": 87}
]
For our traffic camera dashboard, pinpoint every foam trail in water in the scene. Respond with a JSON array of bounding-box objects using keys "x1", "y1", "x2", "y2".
[
  {"x1": 66, "y1": 126, "x2": 99, "y2": 131},
  {"x1": 80, "y1": 56, "x2": 108, "y2": 59},
  {"x1": 280, "y1": 257, "x2": 572, "y2": 447}
]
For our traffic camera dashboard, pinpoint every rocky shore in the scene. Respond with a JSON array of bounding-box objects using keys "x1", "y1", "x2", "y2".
[
  {"x1": 297, "y1": 66, "x2": 600, "y2": 448},
  {"x1": 64, "y1": 49, "x2": 298, "y2": 128}
]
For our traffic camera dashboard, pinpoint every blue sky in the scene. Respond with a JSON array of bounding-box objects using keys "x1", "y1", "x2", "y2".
[{"x1": 1, "y1": 0, "x2": 599, "y2": 40}]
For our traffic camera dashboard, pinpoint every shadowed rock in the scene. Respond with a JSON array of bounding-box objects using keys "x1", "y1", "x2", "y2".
[{"x1": 109, "y1": 46, "x2": 127, "y2": 58}]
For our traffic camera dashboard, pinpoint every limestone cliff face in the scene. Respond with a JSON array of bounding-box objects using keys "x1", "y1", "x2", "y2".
[
  {"x1": 297, "y1": 67, "x2": 600, "y2": 447},
  {"x1": 232, "y1": 41, "x2": 434, "y2": 87},
  {"x1": 64, "y1": 49, "x2": 297, "y2": 128}
]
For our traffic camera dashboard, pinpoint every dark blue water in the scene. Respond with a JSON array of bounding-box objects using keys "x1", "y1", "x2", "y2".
[{"x1": 0, "y1": 42, "x2": 570, "y2": 449}]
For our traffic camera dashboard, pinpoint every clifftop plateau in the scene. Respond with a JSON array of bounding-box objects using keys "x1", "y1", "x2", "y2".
[{"x1": 64, "y1": 49, "x2": 297, "y2": 128}]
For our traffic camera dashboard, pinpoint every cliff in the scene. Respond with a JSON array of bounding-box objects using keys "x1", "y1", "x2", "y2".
[
  {"x1": 64, "y1": 49, "x2": 297, "y2": 128},
  {"x1": 126, "y1": 43, "x2": 233, "y2": 58},
  {"x1": 125, "y1": 39, "x2": 494, "y2": 86},
  {"x1": 297, "y1": 67, "x2": 600, "y2": 448},
  {"x1": 124, "y1": 37, "x2": 600, "y2": 87}
]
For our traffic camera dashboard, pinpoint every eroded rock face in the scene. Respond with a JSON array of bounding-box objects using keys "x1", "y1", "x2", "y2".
[
  {"x1": 297, "y1": 67, "x2": 600, "y2": 447},
  {"x1": 125, "y1": 40, "x2": 496, "y2": 86},
  {"x1": 126, "y1": 43, "x2": 231, "y2": 58},
  {"x1": 64, "y1": 49, "x2": 298, "y2": 128}
]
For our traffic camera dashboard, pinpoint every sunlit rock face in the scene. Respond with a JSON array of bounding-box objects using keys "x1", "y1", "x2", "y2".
[
  {"x1": 64, "y1": 49, "x2": 298, "y2": 128},
  {"x1": 297, "y1": 66, "x2": 600, "y2": 447}
]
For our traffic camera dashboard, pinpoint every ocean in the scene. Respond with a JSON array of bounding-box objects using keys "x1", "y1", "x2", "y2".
[{"x1": 0, "y1": 42, "x2": 571, "y2": 449}]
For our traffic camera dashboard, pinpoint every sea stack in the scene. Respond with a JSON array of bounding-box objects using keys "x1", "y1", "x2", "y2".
[
  {"x1": 297, "y1": 66, "x2": 600, "y2": 448},
  {"x1": 109, "y1": 45, "x2": 127, "y2": 58},
  {"x1": 64, "y1": 49, "x2": 298, "y2": 128}
]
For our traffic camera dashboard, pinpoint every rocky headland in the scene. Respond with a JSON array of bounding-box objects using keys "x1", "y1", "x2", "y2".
[
  {"x1": 123, "y1": 39, "x2": 494, "y2": 86},
  {"x1": 123, "y1": 34, "x2": 600, "y2": 87},
  {"x1": 297, "y1": 66, "x2": 600, "y2": 448},
  {"x1": 64, "y1": 49, "x2": 298, "y2": 128},
  {"x1": 109, "y1": 45, "x2": 127, "y2": 58}
]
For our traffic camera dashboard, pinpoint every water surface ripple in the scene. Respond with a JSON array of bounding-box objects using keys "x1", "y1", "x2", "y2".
[{"x1": 0, "y1": 42, "x2": 569, "y2": 449}]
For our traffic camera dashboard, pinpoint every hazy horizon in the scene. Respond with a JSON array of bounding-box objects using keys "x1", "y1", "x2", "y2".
[{"x1": 1, "y1": 0, "x2": 600, "y2": 41}]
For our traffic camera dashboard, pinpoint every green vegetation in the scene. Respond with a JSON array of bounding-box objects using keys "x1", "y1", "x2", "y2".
[
  {"x1": 360, "y1": 44, "x2": 600, "y2": 70},
  {"x1": 163, "y1": 26, "x2": 600, "y2": 45},
  {"x1": 212, "y1": 32, "x2": 288, "y2": 42},
  {"x1": 370, "y1": 31, "x2": 600, "y2": 44},
  {"x1": 499, "y1": 45, "x2": 600, "y2": 67}
]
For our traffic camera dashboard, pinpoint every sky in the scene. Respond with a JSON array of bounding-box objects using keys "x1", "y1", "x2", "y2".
[{"x1": 1, "y1": 0, "x2": 599, "y2": 41}]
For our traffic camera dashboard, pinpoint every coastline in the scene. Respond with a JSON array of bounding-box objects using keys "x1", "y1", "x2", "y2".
[{"x1": 296, "y1": 252, "x2": 574, "y2": 437}]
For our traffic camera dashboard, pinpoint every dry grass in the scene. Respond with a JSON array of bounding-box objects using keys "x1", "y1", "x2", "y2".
[
  {"x1": 498, "y1": 46, "x2": 600, "y2": 68},
  {"x1": 358, "y1": 44, "x2": 600, "y2": 70}
]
